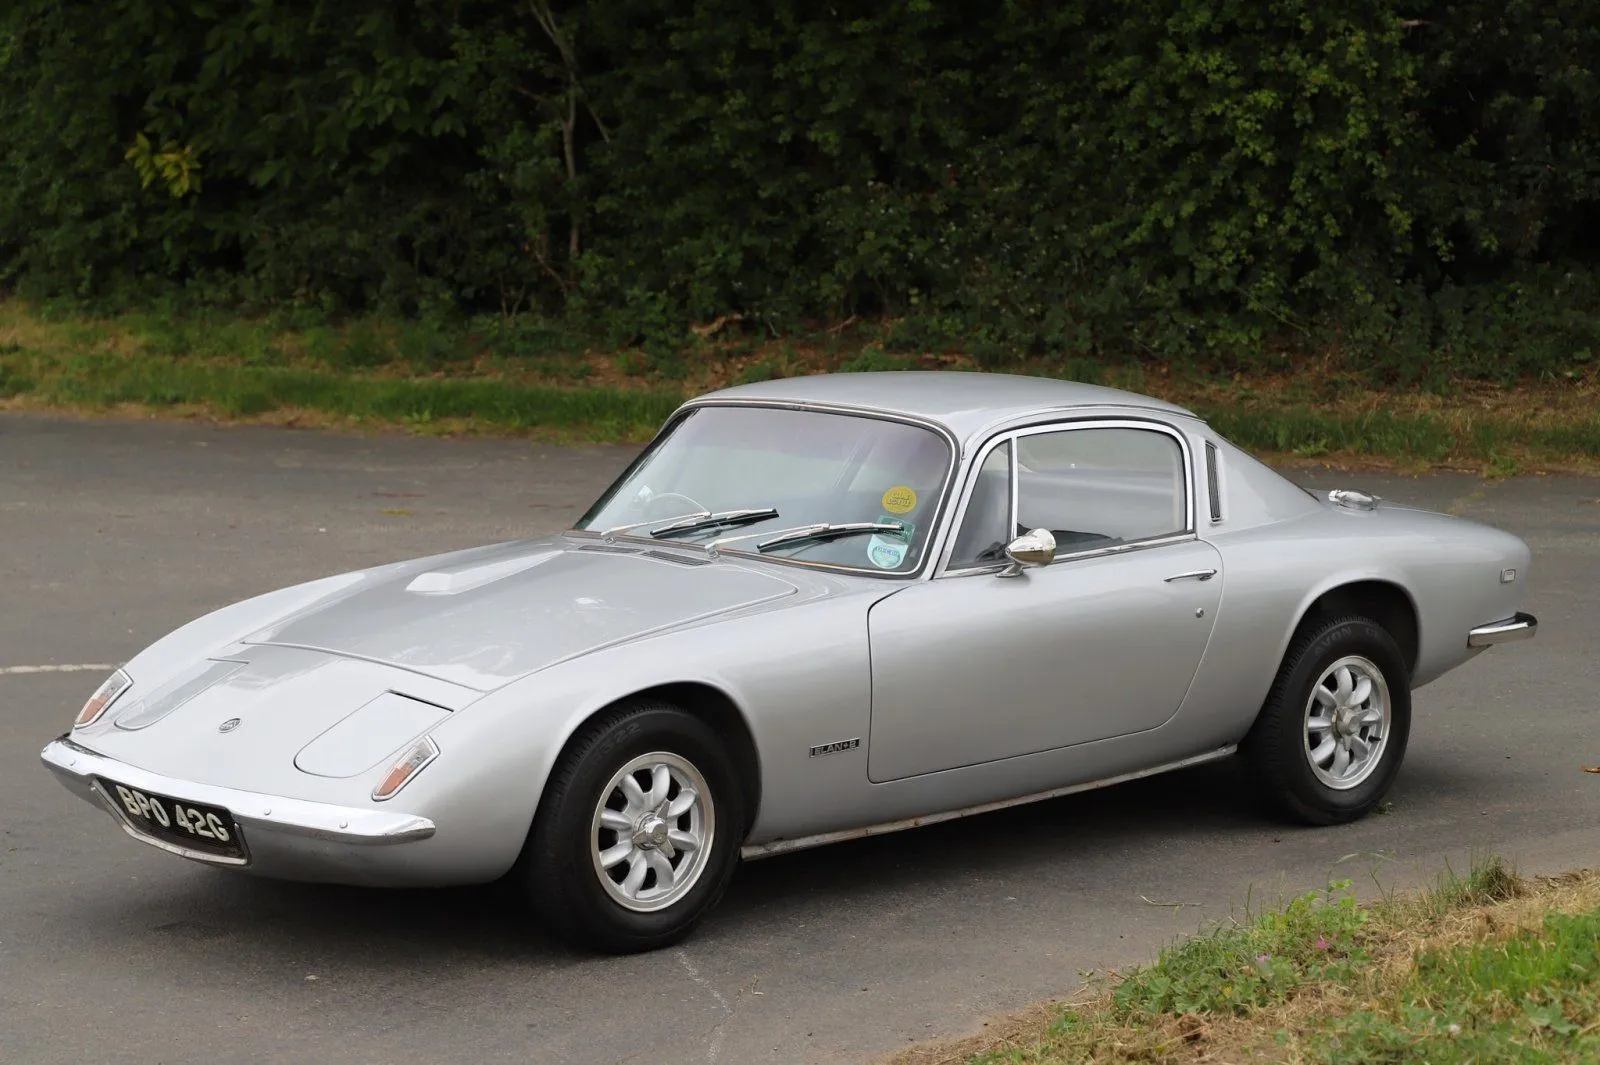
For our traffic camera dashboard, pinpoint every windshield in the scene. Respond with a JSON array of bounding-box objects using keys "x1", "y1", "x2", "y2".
[{"x1": 576, "y1": 405, "x2": 953, "y2": 574}]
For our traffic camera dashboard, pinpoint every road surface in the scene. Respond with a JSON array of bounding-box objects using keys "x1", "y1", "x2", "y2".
[{"x1": 3, "y1": 412, "x2": 1596, "y2": 1064}]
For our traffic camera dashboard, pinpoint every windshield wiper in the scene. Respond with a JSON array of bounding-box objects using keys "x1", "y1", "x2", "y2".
[
  {"x1": 649, "y1": 508, "x2": 780, "y2": 539},
  {"x1": 754, "y1": 521, "x2": 907, "y2": 553}
]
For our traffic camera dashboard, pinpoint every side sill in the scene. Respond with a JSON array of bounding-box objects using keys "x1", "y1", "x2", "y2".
[{"x1": 740, "y1": 745, "x2": 1236, "y2": 861}]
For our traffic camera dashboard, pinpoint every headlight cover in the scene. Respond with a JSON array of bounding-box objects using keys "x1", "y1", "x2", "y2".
[{"x1": 75, "y1": 669, "x2": 132, "y2": 728}]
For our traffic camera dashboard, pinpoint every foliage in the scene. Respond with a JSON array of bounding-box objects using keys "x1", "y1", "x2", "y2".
[
  {"x1": 2, "y1": 1, "x2": 1599, "y2": 380},
  {"x1": 962, "y1": 857, "x2": 1600, "y2": 1065},
  {"x1": 1316, "y1": 910, "x2": 1600, "y2": 1063},
  {"x1": 1110, "y1": 880, "x2": 1370, "y2": 1019}
]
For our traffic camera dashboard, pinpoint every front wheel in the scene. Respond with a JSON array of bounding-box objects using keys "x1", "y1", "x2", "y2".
[
  {"x1": 1242, "y1": 615, "x2": 1411, "y2": 826},
  {"x1": 517, "y1": 700, "x2": 745, "y2": 954}
]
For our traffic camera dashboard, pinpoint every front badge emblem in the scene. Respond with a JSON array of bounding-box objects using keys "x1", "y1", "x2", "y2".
[{"x1": 218, "y1": 717, "x2": 241, "y2": 733}]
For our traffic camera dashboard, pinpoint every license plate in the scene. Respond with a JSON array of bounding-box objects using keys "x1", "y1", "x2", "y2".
[{"x1": 95, "y1": 778, "x2": 247, "y2": 861}]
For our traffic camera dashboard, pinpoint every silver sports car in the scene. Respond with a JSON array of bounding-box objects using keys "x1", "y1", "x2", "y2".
[{"x1": 41, "y1": 372, "x2": 1538, "y2": 953}]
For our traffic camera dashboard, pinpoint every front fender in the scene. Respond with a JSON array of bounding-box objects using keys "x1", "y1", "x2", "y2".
[{"x1": 408, "y1": 586, "x2": 884, "y2": 878}]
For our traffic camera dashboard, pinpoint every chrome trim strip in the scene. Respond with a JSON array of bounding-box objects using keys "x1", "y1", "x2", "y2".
[
  {"x1": 962, "y1": 403, "x2": 1206, "y2": 449},
  {"x1": 942, "y1": 530, "x2": 1200, "y2": 578},
  {"x1": 1205, "y1": 439, "x2": 1223, "y2": 524},
  {"x1": 1467, "y1": 612, "x2": 1538, "y2": 647},
  {"x1": 740, "y1": 745, "x2": 1237, "y2": 860},
  {"x1": 40, "y1": 737, "x2": 437, "y2": 855},
  {"x1": 936, "y1": 416, "x2": 1200, "y2": 577}
]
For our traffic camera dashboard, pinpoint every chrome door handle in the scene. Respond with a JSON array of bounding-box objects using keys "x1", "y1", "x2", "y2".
[{"x1": 1164, "y1": 569, "x2": 1217, "y2": 583}]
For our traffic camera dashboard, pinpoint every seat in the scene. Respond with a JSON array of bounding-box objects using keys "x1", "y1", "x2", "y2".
[{"x1": 949, "y1": 468, "x2": 1012, "y2": 566}]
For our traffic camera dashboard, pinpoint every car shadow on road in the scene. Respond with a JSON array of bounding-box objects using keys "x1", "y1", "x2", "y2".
[
  {"x1": 75, "y1": 752, "x2": 1489, "y2": 972},
  {"x1": 107, "y1": 759, "x2": 1262, "y2": 962},
  {"x1": 716, "y1": 759, "x2": 1264, "y2": 912}
]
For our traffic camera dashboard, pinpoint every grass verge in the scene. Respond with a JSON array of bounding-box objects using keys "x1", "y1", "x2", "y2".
[
  {"x1": 886, "y1": 857, "x2": 1600, "y2": 1064},
  {"x1": 0, "y1": 347, "x2": 682, "y2": 442},
  {"x1": 3, "y1": 299, "x2": 1599, "y2": 471}
]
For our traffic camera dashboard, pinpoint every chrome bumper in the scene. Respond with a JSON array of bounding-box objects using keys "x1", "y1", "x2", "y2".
[
  {"x1": 1468, "y1": 612, "x2": 1539, "y2": 648},
  {"x1": 40, "y1": 735, "x2": 435, "y2": 869}
]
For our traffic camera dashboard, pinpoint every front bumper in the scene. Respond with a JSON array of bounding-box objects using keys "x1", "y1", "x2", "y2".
[
  {"x1": 1468, "y1": 611, "x2": 1539, "y2": 648},
  {"x1": 41, "y1": 735, "x2": 436, "y2": 880}
]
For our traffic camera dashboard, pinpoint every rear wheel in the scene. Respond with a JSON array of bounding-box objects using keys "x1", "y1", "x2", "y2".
[
  {"x1": 517, "y1": 700, "x2": 744, "y2": 954},
  {"x1": 1242, "y1": 615, "x2": 1411, "y2": 825}
]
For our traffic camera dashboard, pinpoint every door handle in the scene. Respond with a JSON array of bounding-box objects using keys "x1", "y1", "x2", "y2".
[{"x1": 1164, "y1": 569, "x2": 1217, "y2": 583}]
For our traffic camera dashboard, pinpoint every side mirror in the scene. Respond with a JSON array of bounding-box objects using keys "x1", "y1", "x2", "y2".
[{"x1": 998, "y1": 528, "x2": 1056, "y2": 577}]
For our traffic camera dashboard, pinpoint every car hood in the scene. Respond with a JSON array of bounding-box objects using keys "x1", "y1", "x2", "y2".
[{"x1": 240, "y1": 537, "x2": 801, "y2": 691}]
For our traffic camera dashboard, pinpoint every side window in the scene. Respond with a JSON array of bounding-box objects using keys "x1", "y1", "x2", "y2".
[
  {"x1": 1016, "y1": 427, "x2": 1187, "y2": 553},
  {"x1": 948, "y1": 441, "x2": 1013, "y2": 567}
]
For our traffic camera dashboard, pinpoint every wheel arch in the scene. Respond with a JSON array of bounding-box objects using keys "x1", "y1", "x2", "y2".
[
  {"x1": 1287, "y1": 578, "x2": 1420, "y2": 679},
  {"x1": 545, "y1": 681, "x2": 764, "y2": 839}
]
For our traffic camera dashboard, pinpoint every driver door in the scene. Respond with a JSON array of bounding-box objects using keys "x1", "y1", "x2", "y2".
[{"x1": 865, "y1": 421, "x2": 1223, "y2": 783}]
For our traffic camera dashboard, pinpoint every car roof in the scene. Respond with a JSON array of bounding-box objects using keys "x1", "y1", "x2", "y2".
[{"x1": 688, "y1": 371, "x2": 1197, "y2": 441}]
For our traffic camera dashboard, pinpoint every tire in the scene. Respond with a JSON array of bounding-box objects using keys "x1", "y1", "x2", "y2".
[
  {"x1": 1241, "y1": 614, "x2": 1411, "y2": 826},
  {"x1": 517, "y1": 699, "x2": 745, "y2": 954}
]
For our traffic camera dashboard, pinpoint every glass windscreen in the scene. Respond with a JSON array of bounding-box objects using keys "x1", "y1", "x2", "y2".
[{"x1": 576, "y1": 405, "x2": 953, "y2": 573}]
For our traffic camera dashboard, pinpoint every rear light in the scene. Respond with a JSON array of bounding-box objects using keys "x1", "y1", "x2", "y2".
[
  {"x1": 373, "y1": 737, "x2": 440, "y2": 801},
  {"x1": 75, "y1": 670, "x2": 132, "y2": 728}
]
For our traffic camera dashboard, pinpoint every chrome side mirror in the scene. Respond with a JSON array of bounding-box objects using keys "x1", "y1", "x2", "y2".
[{"x1": 998, "y1": 528, "x2": 1056, "y2": 577}]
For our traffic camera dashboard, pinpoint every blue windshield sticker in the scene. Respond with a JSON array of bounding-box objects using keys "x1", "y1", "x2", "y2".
[
  {"x1": 867, "y1": 537, "x2": 908, "y2": 569},
  {"x1": 866, "y1": 516, "x2": 912, "y2": 569}
]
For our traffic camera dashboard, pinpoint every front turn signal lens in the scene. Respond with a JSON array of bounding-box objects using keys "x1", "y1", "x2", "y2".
[
  {"x1": 373, "y1": 736, "x2": 440, "y2": 801},
  {"x1": 75, "y1": 669, "x2": 132, "y2": 728}
]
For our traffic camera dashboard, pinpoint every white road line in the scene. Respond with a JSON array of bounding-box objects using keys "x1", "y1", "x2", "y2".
[
  {"x1": 0, "y1": 664, "x2": 116, "y2": 675},
  {"x1": 676, "y1": 949, "x2": 733, "y2": 1063}
]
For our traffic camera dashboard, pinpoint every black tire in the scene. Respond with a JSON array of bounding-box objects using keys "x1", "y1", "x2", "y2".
[
  {"x1": 1241, "y1": 615, "x2": 1411, "y2": 826},
  {"x1": 516, "y1": 699, "x2": 745, "y2": 954}
]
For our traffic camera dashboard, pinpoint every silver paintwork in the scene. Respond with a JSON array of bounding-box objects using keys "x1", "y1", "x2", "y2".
[
  {"x1": 740, "y1": 745, "x2": 1238, "y2": 859},
  {"x1": 38, "y1": 371, "x2": 1539, "y2": 890},
  {"x1": 1303, "y1": 655, "x2": 1390, "y2": 790}
]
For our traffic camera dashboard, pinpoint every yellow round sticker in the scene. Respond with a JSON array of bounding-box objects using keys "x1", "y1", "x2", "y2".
[{"x1": 881, "y1": 485, "x2": 918, "y2": 515}]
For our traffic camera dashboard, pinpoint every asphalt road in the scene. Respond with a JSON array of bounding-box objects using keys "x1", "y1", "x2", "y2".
[{"x1": 3, "y1": 412, "x2": 1597, "y2": 1065}]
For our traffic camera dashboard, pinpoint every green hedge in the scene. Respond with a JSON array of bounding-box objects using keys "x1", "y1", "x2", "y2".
[{"x1": 2, "y1": 1, "x2": 1598, "y2": 380}]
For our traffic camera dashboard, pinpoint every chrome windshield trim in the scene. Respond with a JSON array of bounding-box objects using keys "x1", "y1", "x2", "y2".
[
  {"x1": 40, "y1": 736, "x2": 437, "y2": 849},
  {"x1": 570, "y1": 399, "x2": 963, "y2": 581},
  {"x1": 1467, "y1": 612, "x2": 1538, "y2": 647}
]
